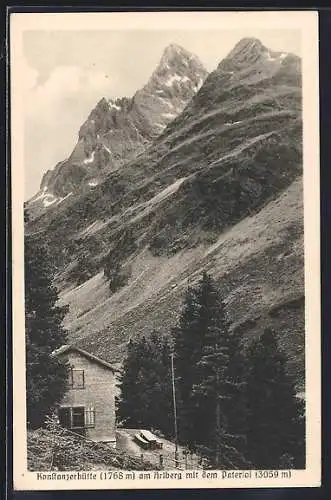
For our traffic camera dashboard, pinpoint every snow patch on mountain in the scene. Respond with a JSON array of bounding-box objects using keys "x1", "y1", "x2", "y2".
[
  {"x1": 88, "y1": 180, "x2": 99, "y2": 187},
  {"x1": 29, "y1": 186, "x2": 71, "y2": 208},
  {"x1": 59, "y1": 192, "x2": 73, "y2": 202},
  {"x1": 30, "y1": 186, "x2": 48, "y2": 203},
  {"x1": 43, "y1": 196, "x2": 58, "y2": 207},
  {"x1": 83, "y1": 151, "x2": 95, "y2": 164},
  {"x1": 266, "y1": 51, "x2": 288, "y2": 63},
  {"x1": 155, "y1": 123, "x2": 166, "y2": 130},
  {"x1": 41, "y1": 191, "x2": 73, "y2": 207},
  {"x1": 266, "y1": 52, "x2": 278, "y2": 62},
  {"x1": 107, "y1": 100, "x2": 121, "y2": 111},
  {"x1": 193, "y1": 77, "x2": 204, "y2": 92},
  {"x1": 165, "y1": 73, "x2": 190, "y2": 87},
  {"x1": 162, "y1": 112, "x2": 176, "y2": 119}
]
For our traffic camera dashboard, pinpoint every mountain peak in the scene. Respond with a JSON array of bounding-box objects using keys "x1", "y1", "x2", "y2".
[
  {"x1": 163, "y1": 43, "x2": 185, "y2": 54},
  {"x1": 161, "y1": 43, "x2": 193, "y2": 60},
  {"x1": 157, "y1": 43, "x2": 206, "y2": 73},
  {"x1": 232, "y1": 37, "x2": 265, "y2": 53},
  {"x1": 221, "y1": 37, "x2": 268, "y2": 66},
  {"x1": 146, "y1": 44, "x2": 207, "y2": 93},
  {"x1": 28, "y1": 43, "x2": 208, "y2": 203}
]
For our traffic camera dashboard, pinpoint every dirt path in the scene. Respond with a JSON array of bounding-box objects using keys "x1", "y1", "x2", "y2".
[{"x1": 116, "y1": 429, "x2": 202, "y2": 470}]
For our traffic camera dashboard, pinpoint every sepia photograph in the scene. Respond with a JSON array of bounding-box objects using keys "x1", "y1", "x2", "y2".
[{"x1": 11, "y1": 11, "x2": 320, "y2": 490}]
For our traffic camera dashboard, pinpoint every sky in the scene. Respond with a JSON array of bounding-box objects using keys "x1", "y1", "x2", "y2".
[{"x1": 23, "y1": 29, "x2": 301, "y2": 199}]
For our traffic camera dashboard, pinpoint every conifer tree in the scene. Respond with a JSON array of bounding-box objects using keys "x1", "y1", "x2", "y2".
[
  {"x1": 245, "y1": 328, "x2": 305, "y2": 469},
  {"x1": 223, "y1": 329, "x2": 249, "y2": 459},
  {"x1": 172, "y1": 284, "x2": 204, "y2": 445},
  {"x1": 117, "y1": 334, "x2": 173, "y2": 436},
  {"x1": 25, "y1": 231, "x2": 69, "y2": 429},
  {"x1": 193, "y1": 333, "x2": 249, "y2": 468},
  {"x1": 173, "y1": 271, "x2": 248, "y2": 467},
  {"x1": 151, "y1": 333, "x2": 175, "y2": 436},
  {"x1": 116, "y1": 338, "x2": 145, "y2": 427}
]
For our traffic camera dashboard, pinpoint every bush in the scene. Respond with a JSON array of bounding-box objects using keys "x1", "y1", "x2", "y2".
[
  {"x1": 67, "y1": 254, "x2": 97, "y2": 286},
  {"x1": 107, "y1": 263, "x2": 130, "y2": 293},
  {"x1": 27, "y1": 415, "x2": 158, "y2": 471}
]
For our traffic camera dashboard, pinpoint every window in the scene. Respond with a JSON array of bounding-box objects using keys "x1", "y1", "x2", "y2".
[
  {"x1": 72, "y1": 407, "x2": 85, "y2": 428},
  {"x1": 58, "y1": 406, "x2": 95, "y2": 432},
  {"x1": 58, "y1": 407, "x2": 71, "y2": 429},
  {"x1": 85, "y1": 407, "x2": 96, "y2": 428},
  {"x1": 69, "y1": 368, "x2": 85, "y2": 389}
]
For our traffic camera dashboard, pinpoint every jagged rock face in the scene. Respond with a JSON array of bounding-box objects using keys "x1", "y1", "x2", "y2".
[
  {"x1": 29, "y1": 44, "x2": 207, "y2": 203},
  {"x1": 26, "y1": 38, "x2": 304, "y2": 386}
]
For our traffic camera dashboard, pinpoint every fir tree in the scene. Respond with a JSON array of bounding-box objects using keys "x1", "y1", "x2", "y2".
[
  {"x1": 172, "y1": 284, "x2": 203, "y2": 445},
  {"x1": 117, "y1": 337, "x2": 150, "y2": 427},
  {"x1": 151, "y1": 333, "x2": 175, "y2": 437},
  {"x1": 223, "y1": 329, "x2": 249, "y2": 461},
  {"x1": 117, "y1": 334, "x2": 173, "y2": 437},
  {"x1": 173, "y1": 271, "x2": 248, "y2": 467},
  {"x1": 245, "y1": 328, "x2": 305, "y2": 469},
  {"x1": 193, "y1": 333, "x2": 249, "y2": 468},
  {"x1": 25, "y1": 232, "x2": 69, "y2": 428}
]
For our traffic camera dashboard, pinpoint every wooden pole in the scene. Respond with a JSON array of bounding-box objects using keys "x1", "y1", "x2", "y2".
[
  {"x1": 170, "y1": 352, "x2": 179, "y2": 467},
  {"x1": 215, "y1": 367, "x2": 220, "y2": 468}
]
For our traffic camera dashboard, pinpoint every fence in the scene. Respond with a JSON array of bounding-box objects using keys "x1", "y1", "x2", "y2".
[{"x1": 139, "y1": 450, "x2": 207, "y2": 470}]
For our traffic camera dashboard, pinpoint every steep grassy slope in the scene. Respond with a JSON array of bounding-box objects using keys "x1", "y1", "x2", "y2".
[{"x1": 58, "y1": 177, "x2": 304, "y2": 387}]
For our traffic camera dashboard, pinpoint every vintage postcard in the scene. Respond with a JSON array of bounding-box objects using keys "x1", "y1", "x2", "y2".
[{"x1": 11, "y1": 10, "x2": 320, "y2": 490}]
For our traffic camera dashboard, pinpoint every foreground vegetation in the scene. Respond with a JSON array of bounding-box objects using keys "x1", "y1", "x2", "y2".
[{"x1": 28, "y1": 420, "x2": 158, "y2": 471}]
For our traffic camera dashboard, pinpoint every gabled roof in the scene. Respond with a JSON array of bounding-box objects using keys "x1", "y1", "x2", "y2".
[{"x1": 52, "y1": 344, "x2": 118, "y2": 373}]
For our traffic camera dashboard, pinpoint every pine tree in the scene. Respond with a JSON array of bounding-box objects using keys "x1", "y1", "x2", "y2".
[
  {"x1": 25, "y1": 232, "x2": 69, "y2": 429},
  {"x1": 149, "y1": 333, "x2": 174, "y2": 437},
  {"x1": 190, "y1": 271, "x2": 231, "y2": 450},
  {"x1": 245, "y1": 328, "x2": 305, "y2": 469},
  {"x1": 172, "y1": 284, "x2": 203, "y2": 445},
  {"x1": 193, "y1": 333, "x2": 249, "y2": 468},
  {"x1": 116, "y1": 338, "x2": 147, "y2": 428},
  {"x1": 173, "y1": 271, "x2": 248, "y2": 467},
  {"x1": 223, "y1": 329, "x2": 249, "y2": 461},
  {"x1": 116, "y1": 334, "x2": 173, "y2": 437}
]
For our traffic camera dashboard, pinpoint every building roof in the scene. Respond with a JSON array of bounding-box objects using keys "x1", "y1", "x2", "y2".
[{"x1": 52, "y1": 344, "x2": 118, "y2": 373}]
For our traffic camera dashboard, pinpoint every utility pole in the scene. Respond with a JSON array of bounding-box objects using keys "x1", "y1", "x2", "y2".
[
  {"x1": 170, "y1": 352, "x2": 179, "y2": 468},
  {"x1": 215, "y1": 366, "x2": 221, "y2": 468}
]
